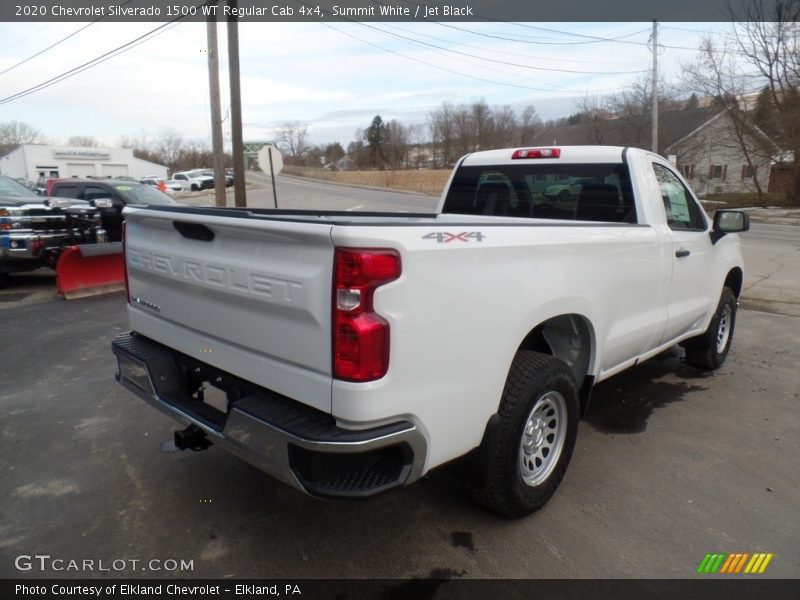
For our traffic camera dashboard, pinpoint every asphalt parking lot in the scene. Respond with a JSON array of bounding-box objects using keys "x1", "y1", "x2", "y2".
[
  {"x1": 0, "y1": 182, "x2": 798, "y2": 580},
  {"x1": 1, "y1": 294, "x2": 797, "y2": 579}
]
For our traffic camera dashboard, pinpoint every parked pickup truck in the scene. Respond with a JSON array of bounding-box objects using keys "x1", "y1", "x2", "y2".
[
  {"x1": 0, "y1": 175, "x2": 108, "y2": 287},
  {"x1": 171, "y1": 170, "x2": 214, "y2": 192},
  {"x1": 112, "y1": 146, "x2": 748, "y2": 516}
]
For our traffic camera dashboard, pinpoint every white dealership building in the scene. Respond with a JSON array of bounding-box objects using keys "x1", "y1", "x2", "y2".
[{"x1": 0, "y1": 144, "x2": 168, "y2": 182}]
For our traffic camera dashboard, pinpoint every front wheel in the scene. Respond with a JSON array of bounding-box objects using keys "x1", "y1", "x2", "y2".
[
  {"x1": 681, "y1": 287, "x2": 737, "y2": 370},
  {"x1": 471, "y1": 351, "x2": 580, "y2": 517}
]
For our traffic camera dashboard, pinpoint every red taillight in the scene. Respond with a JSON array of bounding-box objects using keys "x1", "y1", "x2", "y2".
[
  {"x1": 511, "y1": 147, "x2": 561, "y2": 159},
  {"x1": 121, "y1": 220, "x2": 130, "y2": 304},
  {"x1": 333, "y1": 248, "x2": 401, "y2": 382}
]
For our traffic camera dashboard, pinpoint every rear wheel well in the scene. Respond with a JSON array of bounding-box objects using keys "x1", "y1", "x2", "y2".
[
  {"x1": 470, "y1": 314, "x2": 594, "y2": 482},
  {"x1": 724, "y1": 267, "x2": 743, "y2": 298},
  {"x1": 518, "y1": 314, "x2": 593, "y2": 392}
]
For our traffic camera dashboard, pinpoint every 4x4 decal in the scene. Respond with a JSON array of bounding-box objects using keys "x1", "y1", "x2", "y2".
[{"x1": 422, "y1": 231, "x2": 486, "y2": 243}]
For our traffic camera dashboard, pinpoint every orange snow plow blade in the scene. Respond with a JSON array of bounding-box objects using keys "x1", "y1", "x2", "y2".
[{"x1": 56, "y1": 243, "x2": 125, "y2": 300}]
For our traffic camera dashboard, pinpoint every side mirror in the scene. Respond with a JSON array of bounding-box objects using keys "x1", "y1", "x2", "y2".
[{"x1": 711, "y1": 210, "x2": 749, "y2": 243}]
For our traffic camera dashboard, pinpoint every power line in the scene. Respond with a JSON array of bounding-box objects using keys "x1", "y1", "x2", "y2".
[
  {"x1": 341, "y1": 20, "x2": 649, "y2": 75},
  {"x1": 322, "y1": 22, "x2": 569, "y2": 93},
  {"x1": 425, "y1": 15, "x2": 750, "y2": 57},
  {"x1": 374, "y1": 0, "x2": 752, "y2": 58},
  {"x1": 378, "y1": 22, "x2": 646, "y2": 65},
  {"x1": 504, "y1": 22, "x2": 751, "y2": 56},
  {"x1": 322, "y1": 22, "x2": 632, "y2": 95},
  {"x1": 0, "y1": 23, "x2": 57, "y2": 55},
  {"x1": 439, "y1": 21, "x2": 652, "y2": 46},
  {"x1": 0, "y1": 0, "x2": 134, "y2": 78},
  {"x1": 0, "y1": 19, "x2": 185, "y2": 106}
]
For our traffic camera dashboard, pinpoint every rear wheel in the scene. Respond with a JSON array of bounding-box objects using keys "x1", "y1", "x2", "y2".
[
  {"x1": 471, "y1": 351, "x2": 580, "y2": 517},
  {"x1": 682, "y1": 287, "x2": 737, "y2": 370},
  {"x1": 0, "y1": 272, "x2": 9, "y2": 288}
]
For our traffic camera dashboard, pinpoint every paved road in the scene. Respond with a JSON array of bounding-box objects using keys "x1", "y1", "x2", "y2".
[
  {"x1": 740, "y1": 222, "x2": 800, "y2": 317},
  {"x1": 247, "y1": 172, "x2": 439, "y2": 213},
  {"x1": 0, "y1": 296, "x2": 797, "y2": 579}
]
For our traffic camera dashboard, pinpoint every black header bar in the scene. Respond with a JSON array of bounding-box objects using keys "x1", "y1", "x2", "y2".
[{"x1": 1, "y1": 0, "x2": 764, "y2": 23}]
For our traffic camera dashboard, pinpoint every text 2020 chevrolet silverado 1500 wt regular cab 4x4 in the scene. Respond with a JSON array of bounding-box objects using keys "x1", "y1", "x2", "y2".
[{"x1": 111, "y1": 146, "x2": 748, "y2": 516}]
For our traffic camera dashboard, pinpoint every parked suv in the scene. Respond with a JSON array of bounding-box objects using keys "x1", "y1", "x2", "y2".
[
  {"x1": 49, "y1": 179, "x2": 177, "y2": 242},
  {"x1": 0, "y1": 176, "x2": 106, "y2": 286}
]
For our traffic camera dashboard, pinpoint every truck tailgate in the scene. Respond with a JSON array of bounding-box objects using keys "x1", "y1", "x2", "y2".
[{"x1": 123, "y1": 207, "x2": 335, "y2": 413}]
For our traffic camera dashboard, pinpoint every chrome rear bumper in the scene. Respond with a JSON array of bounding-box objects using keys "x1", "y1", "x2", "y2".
[{"x1": 112, "y1": 332, "x2": 426, "y2": 498}]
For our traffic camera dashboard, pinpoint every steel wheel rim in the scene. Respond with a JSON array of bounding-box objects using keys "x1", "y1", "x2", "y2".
[
  {"x1": 716, "y1": 304, "x2": 732, "y2": 354},
  {"x1": 519, "y1": 391, "x2": 567, "y2": 487}
]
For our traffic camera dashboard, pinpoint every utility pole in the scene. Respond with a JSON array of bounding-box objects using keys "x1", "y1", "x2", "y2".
[
  {"x1": 227, "y1": 0, "x2": 246, "y2": 207},
  {"x1": 206, "y1": 8, "x2": 226, "y2": 207},
  {"x1": 651, "y1": 19, "x2": 659, "y2": 154}
]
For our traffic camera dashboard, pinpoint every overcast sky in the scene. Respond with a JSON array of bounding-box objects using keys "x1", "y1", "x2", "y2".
[{"x1": 0, "y1": 21, "x2": 733, "y2": 149}]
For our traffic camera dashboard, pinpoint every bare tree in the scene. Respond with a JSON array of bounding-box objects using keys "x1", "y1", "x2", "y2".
[
  {"x1": 491, "y1": 104, "x2": 518, "y2": 149},
  {"x1": 383, "y1": 119, "x2": 408, "y2": 169},
  {"x1": 67, "y1": 135, "x2": 98, "y2": 147},
  {"x1": 275, "y1": 121, "x2": 310, "y2": 163},
  {"x1": 576, "y1": 95, "x2": 612, "y2": 144},
  {"x1": 407, "y1": 124, "x2": 426, "y2": 168},
  {"x1": 0, "y1": 120, "x2": 45, "y2": 156},
  {"x1": 606, "y1": 76, "x2": 679, "y2": 150},
  {"x1": 518, "y1": 105, "x2": 541, "y2": 145},
  {"x1": 471, "y1": 99, "x2": 492, "y2": 150},
  {"x1": 118, "y1": 128, "x2": 149, "y2": 151},
  {"x1": 684, "y1": 37, "x2": 771, "y2": 202},
  {"x1": 729, "y1": 0, "x2": 800, "y2": 204},
  {"x1": 429, "y1": 102, "x2": 456, "y2": 166},
  {"x1": 154, "y1": 128, "x2": 184, "y2": 166}
]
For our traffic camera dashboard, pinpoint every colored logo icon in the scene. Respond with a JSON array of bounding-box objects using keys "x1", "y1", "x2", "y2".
[{"x1": 697, "y1": 552, "x2": 774, "y2": 574}]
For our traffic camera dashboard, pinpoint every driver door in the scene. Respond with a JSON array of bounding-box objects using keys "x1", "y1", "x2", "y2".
[{"x1": 651, "y1": 162, "x2": 718, "y2": 344}]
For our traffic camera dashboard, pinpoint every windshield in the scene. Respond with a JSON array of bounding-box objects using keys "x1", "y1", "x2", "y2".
[
  {"x1": 112, "y1": 183, "x2": 176, "y2": 205},
  {"x1": 443, "y1": 163, "x2": 637, "y2": 223},
  {"x1": 0, "y1": 176, "x2": 38, "y2": 198}
]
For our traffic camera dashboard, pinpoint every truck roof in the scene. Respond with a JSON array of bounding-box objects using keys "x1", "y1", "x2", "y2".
[{"x1": 461, "y1": 145, "x2": 628, "y2": 167}]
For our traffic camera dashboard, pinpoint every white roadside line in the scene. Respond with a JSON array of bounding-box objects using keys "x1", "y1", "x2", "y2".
[{"x1": 346, "y1": 205, "x2": 364, "y2": 211}]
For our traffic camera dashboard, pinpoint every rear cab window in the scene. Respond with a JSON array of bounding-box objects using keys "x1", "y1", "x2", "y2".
[{"x1": 442, "y1": 162, "x2": 637, "y2": 223}]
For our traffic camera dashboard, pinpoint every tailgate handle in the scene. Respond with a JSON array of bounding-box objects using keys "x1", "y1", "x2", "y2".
[{"x1": 173, "y1": 221, "x2": 215, "y2": 242}]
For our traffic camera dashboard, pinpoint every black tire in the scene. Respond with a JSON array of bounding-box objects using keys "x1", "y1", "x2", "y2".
[
  {"x1": 681, "y1": 287, "x2": 737, "y2": 370},
  {"x1": 471, "y1": 351, "x2": 580, "y2": 517},
  {"x1": 0, "y1": 272, "x2": 9, "y2": 288},
  {"x1": 191, "y1": 184, "x2": 199, "y2": 191}
]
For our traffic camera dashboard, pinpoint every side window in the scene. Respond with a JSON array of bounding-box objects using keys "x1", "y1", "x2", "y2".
[
  {"x1": 53, "y1": 185, "x2": 79, "y2": 198},
  {"x1": 652, "y1": 163, "x2": 705, "y2": 231},
  {"x1": 175, "y1": 174, "x2": 186, "y2": 181}
]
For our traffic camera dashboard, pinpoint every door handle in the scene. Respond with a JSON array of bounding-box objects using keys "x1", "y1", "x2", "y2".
[{"x1": 675, "y1": 248, "x2": 691, "y2": 258}]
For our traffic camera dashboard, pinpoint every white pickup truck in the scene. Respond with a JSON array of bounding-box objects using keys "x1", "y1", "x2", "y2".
[{"x1": 112, "y1": 146, "x2": 748, "y2": 516}]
